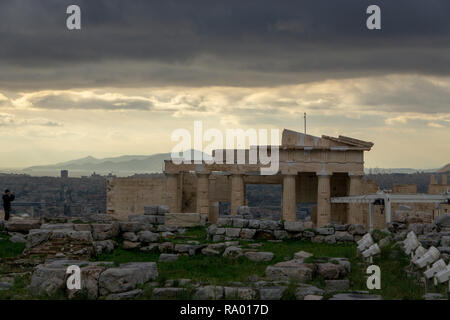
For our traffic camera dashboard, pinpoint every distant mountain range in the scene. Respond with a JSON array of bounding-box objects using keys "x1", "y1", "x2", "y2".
[{"x1": 23, "y1": 150, "x2": 210, "y2": 176}]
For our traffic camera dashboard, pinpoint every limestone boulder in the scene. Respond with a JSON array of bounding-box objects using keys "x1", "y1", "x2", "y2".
[
  {"x1": 284, "y1": 221, "x2": 304, "y2": 232},
  {"x1": 122, "y1": 232, "x2": 138, "y2": 242},
  {"x1": 223, "y1": 246, "x2": 243, "y2": 259},
  {"x1": 122, "y1": 241, "x2": 141, "y2": 250},
  {"x1": 194, "y1": 285, "x2": 224, "y2": 300},
  {"x1": 348, "y1": 224, "x2": 366, "y2": 235},
  {"x1": 224, "y1": 287, "x2": 256, "y2": 300},
  {"x1": 265, "y1": 259, "x2": 313, "y2": 281},
  {"x1": 138, "y1": 230, "x2": 159, "y2": 243},
  {"x1": 26, "y1": 229, "x2": 52, "y2": 248},
  {"x1": 5, "y1": 219, "x2": 41, "y2": 233},
  {"x1": 94, "y1": 240, "x2": 116, "y2": 255},
  {"x1": 335, "y1": 231, "x2": 354, "y2": 242},
  {"x1": 107, "y1": 289, "x2": 143, "y2": 300},
  {"x1": 295, "y1": 284, "x2": 324, "y2": 300},
  {"x1": 99, "y1": 262, "x2": 158, "y2": 295},
  {"x1": 91, "y1": 223, "x2": 119, "y2": 241},
  {"x1": 258, "y1": 286, "x2": 287, "y2": 300},
  {"x1": 244, "y1": 251, "x2": 274, "y2": 262}
]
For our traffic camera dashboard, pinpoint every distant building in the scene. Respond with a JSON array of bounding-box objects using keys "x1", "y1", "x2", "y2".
[{"x1": 61, "y1": 170, "x2": 69, "y2": 179}]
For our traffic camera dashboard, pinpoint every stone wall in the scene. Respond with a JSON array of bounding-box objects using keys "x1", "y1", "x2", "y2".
[{"x1": 207, "y1": 216, "x2": 367, "y2": 243}]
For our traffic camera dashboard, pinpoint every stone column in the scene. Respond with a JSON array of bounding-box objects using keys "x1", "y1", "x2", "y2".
[
  {"x1": 196, "y1": 172, "x2": 210, "y2": 216},
  {"x1": 348, "y1": 173, "x2": 364, "y2": 224},
  {"x1": 317, "y1": 173, "x2": 331, "y2": 227},
  {"x1": 230, "y1": 174, "x2": 245, "y2": 215},
  {"x1": 282, "y1": 174, "x2": 296, "y2": 222},
  {"x1": 166, "y1": 173, "x2": 180, "y2": 212}
]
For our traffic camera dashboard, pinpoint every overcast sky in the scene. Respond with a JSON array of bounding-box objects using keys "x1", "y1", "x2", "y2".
[{"x1": 0, "y1": 0, "x2": 449, "y2": 169}]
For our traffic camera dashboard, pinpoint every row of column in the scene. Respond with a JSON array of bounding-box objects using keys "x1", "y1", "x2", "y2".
[
  {"x1": 167, "y1": 171, "x2": 363, "y2": 227},
  {"x1": 282, "y1": 172, "x2": 363, "y2": 226}
]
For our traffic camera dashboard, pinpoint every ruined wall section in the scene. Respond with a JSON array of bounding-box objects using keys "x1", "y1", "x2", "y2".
[{"x1": 107, "y1": 177, "x2": 168, "y2": 220}]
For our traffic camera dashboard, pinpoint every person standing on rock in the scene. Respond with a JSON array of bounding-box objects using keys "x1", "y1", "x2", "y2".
[{"x1": 2, "y1": 189, "x2": 15, "y2": 221}]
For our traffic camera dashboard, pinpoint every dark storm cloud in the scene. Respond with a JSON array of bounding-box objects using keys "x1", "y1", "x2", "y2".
[{"x1": 0, "y1": 0, "x2": 450, "y2": 89}]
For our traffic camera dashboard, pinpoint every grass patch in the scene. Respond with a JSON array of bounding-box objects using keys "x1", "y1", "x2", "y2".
[{"x1": 0, "y1": 233, "x2": 26, "y2": 259}]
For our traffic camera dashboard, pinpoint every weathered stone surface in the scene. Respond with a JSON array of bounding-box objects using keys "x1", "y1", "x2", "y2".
[
  {"x1": 144, "y1": 205, "x2": 158, "y2": 215},
  {"x1": 158, "y1": 242, "x2": 174, "y2": 253},
  {"x1": 325, "y1": 279, "x2": 350, "y2": 293},
  {"x1": 232, "y1": 219, "x2": 248, "y2": 228},
  {"x1": 317, "y1": 227, "x2": 334, "y2": 235},
  {"x1": 94, "y1": 240, "x2": 116, "y2": 255},
  {"x1": 107, "y1": 289, "x2": 143, "y2": 300},
  {"x1": 68, "y1": 265, "x2": 105, "y2": 300},
  {"x1": 441, "y1": 236, "x2": 450, "y2": 247},
  {"x1": 259, "y1": 220, "x2": 280, "y2": 230},
  {"x1": 423, "y1": 293, "x2": 446, "y2": 300},
  {"x1": 258, "y1": 286, "x2": 286, "y2": 300},
  {"x1": 194, "y1": 285, "x2": 224, "y2": 300},
  {"x1": 153, "y1": 287, "x2": 186, "y2": 299},
  {"x1": 159, "y1": 253, "x2": 178, "y2": 262},
  {"x1": 5, "y1": 220, "x2": 41, "y2": 233},
  {"x1": 274, "y1": 230, "x2": 288, "y2": 240},
  {"x1": 254, "y1": 230, "x2": 275, "y2": 240},
  {"x1": 244, "y1": 251, "x2": 274, "y2": 262},
  {"x1": 408, "y1": 223, "x2": 424, "y2": 235},
  {"x1": 174, "y1": 244, "x2": 192, "y2": 253},
  {"x1": 284, "y1": 221, "x2": 304, "y2": 232},
  {"x1": 122, "y1": 232, "x2": 138, "y2": 242},
  {"x1": 165, "y1": 213, "x2": 205, "y2": 227},
  {"x1": 348, "y1": 224, "x2": 366, "y2": 235},
  {"x1": 265, "y1": 259, "x2": 313, "y2": 281},
  {"x1": 294, "y1": 250, "x2": 313, "y2": 261},
  {"x1": 225, "y1": 228, "x2": 241, "y2": 238},
  {"x1": 333, "y1": 224, "x2": 349, "y2": 231},
  {"x1": 217, "y1": 218, "x2": 231, "y2": 227},
  {"x1": 122, "y1": 241, "x2": 141, "y2": 250},
  {"x1": 304, "y1": 295, "x2": 323, "y2": 300},
  {"x1": 435, "y1": 215, "x2": 450, "y2": 228},
  {"x1": 324, "y1": 235, "x2": 336, "y2": 244},
  {"x1": 30, "y1": 260, "x2": 107, "y2": 298},
  {"x1": 224, "y1": 287, "x2": 256, "y2": 300},
  {"x1": 140, "y1": 244, "x2": 159, "y2": 252},
  {"x1": 130, "y1": 215, "x2": 163, "y2": 225},
  {"x1": 317, "y1": 263, "x2": 341, "y2": 280},
  {"x1": 41, "y1": 223, "x2": 74, "y2": 231},
  {"x1": 335, "y1": 231, "x2": 354, "y2": 242},
  {"x1": 240, "y1": 228, "x2": 256, "y2": 239},
  {"x1": 73, "y1": 224, "x2": 91, "y2": 232},
  {"x1": 295, "y1": 284, "x2": 324, "y2": 299},
  {"x1": 438, "y1": 246, "x2": 450, "y2": 254},
  {"x1": 223, "y1": 246, "x2": 243, "y2": 259},
  {"x1": 0, "y1": 282, "x2": 13, "y2": 291},
  {"x1": 119, "y1": 222, "x2": 142, "y2": 233},
  {"x1": 248, "y1": 220, "x2": 260, "y2": 229},
  {"x1": 329, "y1": 293, "x2": 382, "y2": 300},
  {"x1": 138, "y1": 230, "x2": 159, "y2": 243},
  {"x1": 99, "y1": 262, "x2": 158, "y2": 295},
  {"x1": 10, "y1": 233, "x2": 26, "y2": 243},
  {"x1": 91, "y1": 223, "x2": 119, "y2": 241},
  {"x1": 312, "y1": 235, "x2": 325, "y2": 243},
  {"x1": 201, "y1": 248, "x2": 221, "y2": 256}
]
